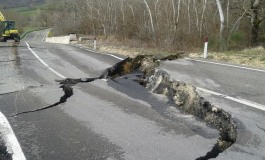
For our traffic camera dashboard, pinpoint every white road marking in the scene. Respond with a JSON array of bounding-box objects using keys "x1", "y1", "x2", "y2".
[
  {"x1": 185, "y1": 57, "x2": 265, "y2": 73},
  {"x1": 105, "y1": 51, "x2": 265, "y2": 111},
  {"x1": 0, "y1": 112, "x2": 26, "y2": 160},
  {"x1": 31, "y1": 35, "x2": 265, "y2": 111},
  {"x1": 69, "y1": 43, "x2": 125, "y2": 61},
  {"x1": 26, "y1": 42, "x2": 66, "y2": 79},
  {"x1": 197, "y1": 87, "x2": 265, "y2": 111},
  {"x1": 71, "y1": 50, "x2": 265, "y2": 111},
  {"x1": 106, "y1": 54, "x2": 124, "y2": 60},
  {"x1": 20, "y1": 32, "x2": 29, "y2": 41}
]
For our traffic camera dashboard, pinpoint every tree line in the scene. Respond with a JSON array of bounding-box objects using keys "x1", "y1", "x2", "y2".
[{"x1": 18, "y1": 0, "x2": 265, "y2": 50}]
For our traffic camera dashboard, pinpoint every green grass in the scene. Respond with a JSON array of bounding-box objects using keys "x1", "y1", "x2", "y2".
[
  {"x1": 260, "y1": 57, "x2": 265, "y2": 61},
  {"x1": 223, "y1": 46, "x2": 265, "y2": 56},
  {"x1": 20, "y1": 10, "x2": 39, "y2": 17},
  {"x1": 11, "y1": 4, "x2": 47, "y2": 16}
]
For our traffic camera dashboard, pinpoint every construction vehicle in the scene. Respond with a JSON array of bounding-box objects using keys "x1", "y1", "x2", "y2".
[{"x1": 0, "y1": 11, "x2": 20, "y2": 42}]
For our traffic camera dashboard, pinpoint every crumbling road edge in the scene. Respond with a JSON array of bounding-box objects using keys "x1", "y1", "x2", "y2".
[
  {"x1": 144, "y1": 70, "x2": 237, "y2": 160},
  {"x1": 10, "y1": 53, "x2": 236, "y2": 160}
]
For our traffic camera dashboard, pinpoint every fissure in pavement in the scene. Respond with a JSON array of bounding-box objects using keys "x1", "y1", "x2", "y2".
[{"x1": 10, "y1": 53, "x2": 236, "y2": 160}]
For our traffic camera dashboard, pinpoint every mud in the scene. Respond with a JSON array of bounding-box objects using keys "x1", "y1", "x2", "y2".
[{"x1": 10, "y1": 54, "x2": 237, "y2": 159}]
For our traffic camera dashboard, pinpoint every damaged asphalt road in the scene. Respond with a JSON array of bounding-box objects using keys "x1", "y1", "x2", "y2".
[
  {"x1": 10, "y1": 54, "x2": 236, "y2": 160},
  {"x1": 1, "y1": 30, "x2": 265, "y2": 160}
]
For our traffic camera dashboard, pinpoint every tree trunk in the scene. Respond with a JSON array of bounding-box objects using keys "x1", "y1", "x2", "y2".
[
  {"x1": 250, "y1": 0, "x2": 260, "y2": 46},
  {"x1": 120, "y1": 0, "x2": 125, "y2": 39},
  {"x1": 142, "y1": 0, "x2": 156, "y2": 43},
  {"x1": 199, "y1": 0, "x2": 207, "y2": 39},
  {"x1": 187, "y1": 0, "x2": 191, "y2": 33},
  {"x1": 193, "y1": 0, "x2": 199, "y2": 30},
  {"x1": 216, "y1": 0, "x2": 225, "y2": 51},
  {"x1": 251, "y1": 20, "x2": 259, "y2": 46}
]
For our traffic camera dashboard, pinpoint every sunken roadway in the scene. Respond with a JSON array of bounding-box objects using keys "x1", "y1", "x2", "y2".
[{"x1": 0, "y1": 30, "x2": 264, "y2": 160}]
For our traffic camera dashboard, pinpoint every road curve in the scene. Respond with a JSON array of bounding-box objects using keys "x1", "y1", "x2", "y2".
[{"x1": 0, "y1": 30, "x2": 222, "y2": 160}]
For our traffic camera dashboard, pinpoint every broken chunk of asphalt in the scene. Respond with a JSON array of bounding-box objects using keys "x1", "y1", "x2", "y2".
[
  {"x1": 9, "y1": 54, "x2": 236, "y2": 159},
  {"x1": 96, "y1": 54, "x2": 237, "y2": 159},
  {"x1": 144, "y1": 70, "x2": 237, "y2": 160}
]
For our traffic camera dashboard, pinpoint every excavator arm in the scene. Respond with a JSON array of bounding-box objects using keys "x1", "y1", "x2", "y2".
[
  {"x1": 0, "y1": 12, "x2": 5, "y2": 21},
  {"x1": 0, "y1": 11, "x2": 20, "y2": 42}
]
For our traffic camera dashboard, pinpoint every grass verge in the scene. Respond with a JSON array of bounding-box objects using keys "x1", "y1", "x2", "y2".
[
  {"x1": 189, "y1": 47, "x2": 265, "y2": 69},
  {"x1": 73, "y1": 35, "x2": 265, "y2": 69}
]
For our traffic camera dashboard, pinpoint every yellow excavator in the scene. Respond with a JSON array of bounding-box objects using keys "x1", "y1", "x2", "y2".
[{"x1": 0, "y1": 11, "x2": 20, "y2": 42}]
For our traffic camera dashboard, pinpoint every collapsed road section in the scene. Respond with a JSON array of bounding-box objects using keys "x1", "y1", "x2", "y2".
[
  {"x1": 10, "y1": 54, "x2": 237, "y2": 160},
  {"x1": 97, "y1": 55, "x2": 237, "y2": 159}
]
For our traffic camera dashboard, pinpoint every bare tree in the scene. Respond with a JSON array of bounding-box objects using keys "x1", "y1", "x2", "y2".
[
  {"x1": 216, "y1": 0, "x2": 225, "y2": 50},
  {"x1": 42, "y1": 0, "x2": 265, "y2": 50},
  {"x1": 245, "y1": 0, "x2": 265, "y2": 46},
  {"x1": 200, "y1": 0, "x2": 207, "y2": 39},
  {"x1": 142, "y1": 0, "x2": 156, "y2": 43}
]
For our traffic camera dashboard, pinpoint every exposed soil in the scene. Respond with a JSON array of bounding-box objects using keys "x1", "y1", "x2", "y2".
[
  {"x1": 144, "y1": 70, "x2": 237, "y2": 159},
  {"x1": 10, "y1": 54, "x2": 237, "y2": 160},
  {"x1": 99, "y1": 55, "x2": 237, "y2": 159}
]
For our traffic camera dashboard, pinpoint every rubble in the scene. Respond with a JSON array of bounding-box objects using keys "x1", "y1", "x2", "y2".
[
  {"x1": 100, "y1": 55, "x2": 237, "y2": 159},
  {"x1": 144, "y1": 70, "x2": 237, "y2": 159}
]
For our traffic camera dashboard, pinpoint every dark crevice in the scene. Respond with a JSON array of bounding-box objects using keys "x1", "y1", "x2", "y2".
[
  {"x1": 0, "y1": 91, "x2": 20, "y2": 96},
  {"x1": 196, "y1": 144, "x2": 222, "y2": 160},
  {"x1": 257, "y1": 125, "x2": 265, "y2": 132},
  {"x1": 9, "y1": 84, "x2": 73, "y2": 117},
  {"x1": 0, "y1": 85, "x2": 42, "y2": 96},
  {"x1": 92, "y1": 55, "x2": 237, "y2": 160},
  {"x1": 8, "y1": 54, "x2": 180, "y2": 116},
  {"x1": 9, "y1": 53, "x2": 237, "y2": 160},
  {"x1": 9, "y1": 78, "x2": 98, "y2": 117}
]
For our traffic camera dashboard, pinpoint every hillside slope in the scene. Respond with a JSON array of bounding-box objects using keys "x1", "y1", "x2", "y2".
[{"x1": 0, "y1": 0, "x2": 45, "y2": 8}]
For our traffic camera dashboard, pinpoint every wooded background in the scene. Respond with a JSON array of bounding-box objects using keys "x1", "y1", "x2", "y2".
[{"x1": 2, "y1": 0, "x2": 265, "y2": 51}]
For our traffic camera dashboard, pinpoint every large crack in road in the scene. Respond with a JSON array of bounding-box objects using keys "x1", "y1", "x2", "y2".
[{"x1": 9, "y1": 53, "x2": 236, "y2": 159}]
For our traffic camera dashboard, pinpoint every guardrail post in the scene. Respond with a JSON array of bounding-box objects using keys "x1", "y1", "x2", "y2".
[
  {"x1": 204, "y1": 37, "x2": 208, "y2": 59},
  {"x1": 94, "y1": 37, "x2": 97, "y2": 50}
]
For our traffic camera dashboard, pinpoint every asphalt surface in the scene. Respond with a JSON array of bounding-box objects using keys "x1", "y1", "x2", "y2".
[
  {"x1": 160, "y1": 59, "x2": 265, "y2": 160},
  {"x1": 0, "y1": 30, "x2": 222, "y2": 160}
]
